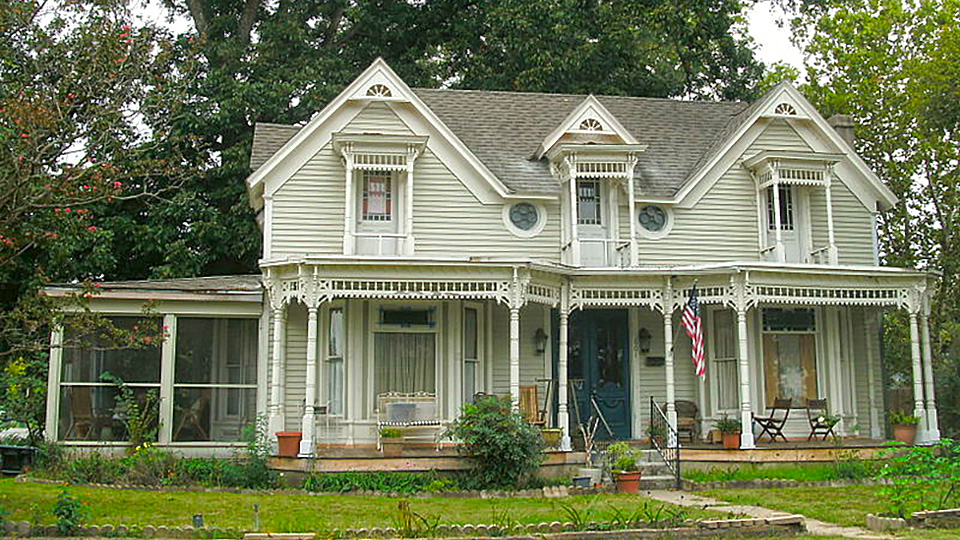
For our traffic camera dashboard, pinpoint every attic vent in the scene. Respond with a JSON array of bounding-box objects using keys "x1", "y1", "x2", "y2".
[
  {"x1": 366, "y1": 84, "x2": 392, "y2": 97},
  {"x1": 774, "y1": 103, "x2": 797, "y2": 115},
  {"x1": 578, "y1": 118, "x2": 603, "y2": 131}
]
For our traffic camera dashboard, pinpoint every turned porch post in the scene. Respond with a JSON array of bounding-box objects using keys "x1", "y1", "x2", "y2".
[
  {"x1": 920, "y1": 296, "x2": 940, "y2": 442},
  {"x1": 824, "y1": 169, "x2": 839, "y2": 264},
  {"x1": 908, "y1": 307, "x2": 927, "y2": 441},
  {"x1": 342, "y1": 151, "x2": 355, "y2": 255},
  {"x1": 864, "y1": 310, "x2": 882, "y2": 439},
  {"x1": 509, "y1": 268, "x2": 523, "y2": 409},
  {"x1": 734, "y1": 275, "x2": 755, "y2": 449},
  {"x1": 558, "y1": 281, "x2": 572, "y2": 451},
  {"x1": 663, "y1": 279, "x2": 677, "y2": 434},
  {"x1": 299, "y1": 305, "x2": 320, "y2": 457},
  {"x1": 268, "y1": 304, "x2": 287, "y2": 440},
  {"x1": 772, "y1": 177, "x2": 786, "y2": 263},
  {"x1": 567, "y1": 157, "x2": 580, "y2": 265},
  {"x1": 404, "y1": 147, "x2": 416, "y2": 255},
  {"x1": 626, "y1": 156, "x2": 638, "y2": 266}
]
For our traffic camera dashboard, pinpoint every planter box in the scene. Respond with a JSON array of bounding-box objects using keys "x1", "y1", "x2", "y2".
[{"x1": 381, "y1": 439, "x2": 403, "y2": 458}]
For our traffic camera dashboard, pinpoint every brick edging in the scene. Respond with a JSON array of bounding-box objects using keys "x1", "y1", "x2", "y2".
[{"x1": 683, "y1": 477, "x2": 890, "y2": 491}]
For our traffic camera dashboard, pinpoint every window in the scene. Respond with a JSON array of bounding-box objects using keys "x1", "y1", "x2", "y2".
[
  {"x1": 58, "y1": 317, "x2": 162, "y2": 441},
  {"x1": 710, "y1": 310, "x2": 739, "y2": 411},
  {"x1": 326, "y1": 307, "x2": 345, "y2": 416},
  {"x1": 508, "y1": 202, "x2": 539, "y2": 231},
  {"x1": 638, "y1": 205, "x2": 668, "y2": 232},
  {"x1": 463, "y1": 306, "x2": 480, "y2": 404},
  {"x1": 577, "y1": 180, "x2": 602, "y2": 225},
  {"x1": 173, "y1": 318, "x2": 258, "y2": 442},
  {"x1": 579, "y1": 118, "x2": 603, "y2": 131},
  {"x1": 766, "y1": 185, "x2": 794, "y2": 231},
  {"x1": 762, "y1": 308, "x2": 817, "y2": 407},
  {"x1": 373, "y1": 333, "x2": 436, "y2": 398},
  {"x1": 362, "y1": 171, "x2": 392, "y2": 222},
  {"x1": 380, "y1": 308, "x2": 433, "y2": 327}
]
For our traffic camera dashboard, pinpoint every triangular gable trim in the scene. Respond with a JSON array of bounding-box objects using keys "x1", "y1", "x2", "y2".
[
  {"x1": 675, "y1": 82, "x2": 897, "y2": 210},
  {"x1": 535, "y1": 95, "x2": 639, "y2": 159},
  {"x1": 246, "y1": 58, "x2": 511, "y2": 210}
]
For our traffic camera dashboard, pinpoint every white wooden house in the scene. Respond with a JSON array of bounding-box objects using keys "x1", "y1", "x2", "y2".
[{"x1": 44, "y1": 59, "x2": 941, "y2": 454}]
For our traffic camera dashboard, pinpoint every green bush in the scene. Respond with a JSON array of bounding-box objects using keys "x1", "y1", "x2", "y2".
[
  {"x1": 876, "y1": 438, "x2": 960, "y2": 518},
  {"x1": 302, "y1": 471, "x2": 454, "y2": 494},
  {"x1": 604, "y1": 442, "x2": 640, "y2": 472},
  {"x1": 444, "y1": 395, "x2": 544, "y2": 489},
  {"x1": 62, "y1": 452, "x2": 126, "y2": 484},
  {"x1": 53, "y1": 490, "x2": 85, "y2": 536}
]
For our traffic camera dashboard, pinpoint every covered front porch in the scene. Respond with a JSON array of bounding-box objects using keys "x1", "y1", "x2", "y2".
[{"x1": 265, "y1": 259, "x2": 940, "y2": 456}]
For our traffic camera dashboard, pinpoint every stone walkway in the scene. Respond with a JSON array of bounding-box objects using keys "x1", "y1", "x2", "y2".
[{"x1": 643, "y1": 490, "x2": 892, "y2": 540}]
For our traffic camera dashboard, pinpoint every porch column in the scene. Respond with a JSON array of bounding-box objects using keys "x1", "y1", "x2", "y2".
[
  {"x1": 626, "y1": 162, "x2": 638, "y2": 266},
  {"x1": 772, "y1": 179, "x2": 786, "y2": 263},
  {"x1": 558, "y1": 282, "x2": 572, "y2": 451},
  {"x1": 509, "y1": 305, "x2": 521, "y2": 408},
  {"x1": 299, "y1": 305, "x2": 320, "y2": 457},
  {"x1": 663, "y1": 279, "x2": 677, "y2": 434},
  {"x1": 824, "y1": 172, "x2": 839, "y2": 264},
  {"x1": 908, "y1": 309, "x2": 927, "y2": 441},
  {"x1": 920, "y1": 300, "x2": 940, "y2": 442},
  {"x1": 44, "y1": 324, "x2": 64, "y2": 442},
  {"x1": 342, "y1": 152, "x2": 355, "y2": 255},
  {"x1": 268, "y1": 305, "x2": 287, "y2": 440},
  {"x1": 864, "y1": 310, "x2": 882, "y2": 439},
  {"x1": 736, "y1": 305, "x2": 756, "y2": 449}
]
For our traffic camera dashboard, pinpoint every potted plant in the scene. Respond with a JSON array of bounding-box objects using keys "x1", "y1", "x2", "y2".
[
  {"x1": 605, "y1": 442, "x2": 641, "y2": 493},
  {"x1": 889, "y1": 411, "x2": 920, "y2": 444},
  {"x1": 714, "y1": 415, "x2": 741, "y2": 449},
  {"x1": 380, "y1": 427, "x2": 404, "y2": 457},
  {"x1": 540, "y1": 427, "x2": 562, "y2": 449}
]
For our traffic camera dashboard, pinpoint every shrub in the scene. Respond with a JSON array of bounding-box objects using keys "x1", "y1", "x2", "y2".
[
  {"x1": 604, "y1": 442, "x2": 640, "y2": 472},
  {"x1": 62, "y1": 452, "x2": 126, "y2": 484},
  {"x1": 444, "y1": 395, "x2": 544, "y2": 489},
  {"x1": 53, "y1": 490, "x2": 85, "y2": 536},
  {"x1": 100, "y1": 373, "x2": 160, "y2": 448},
  {"x1": 876, "y1": 438, "x2": 960, "y2": 518},
  {"x1": 119, "y1": 444, "x2": 179, "y2": 485}
]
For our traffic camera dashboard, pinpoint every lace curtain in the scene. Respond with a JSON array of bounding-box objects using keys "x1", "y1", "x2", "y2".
[{"x1": 374, "y1": 332, "x2": 436, "y2": 397}]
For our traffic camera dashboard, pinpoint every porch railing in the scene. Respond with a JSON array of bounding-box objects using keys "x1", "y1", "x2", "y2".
[{"x1": 649, "y1": 396, "x2": 681, "y2": 489}]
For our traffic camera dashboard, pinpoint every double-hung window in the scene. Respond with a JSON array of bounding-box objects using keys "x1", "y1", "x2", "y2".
[
  {"x1": 326, "y1": 307, "x2": 346, "y2": 416},
  {"x1": 362, "y1": 171, "x2": 393, "y2": 222},
  {"x1": 576, "y1": 180, "x2": 602, "y2": 225}
]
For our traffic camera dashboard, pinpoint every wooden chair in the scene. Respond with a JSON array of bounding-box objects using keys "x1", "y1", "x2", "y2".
[
  {"x1": 675, "y1": 400, "x2": 701, "y2": 441},
  {"x1": 518, "y1": 385, "x2": 545, "y2": 426},
  {"x1": 64, "y1": 387, "x2": 110, "y2": 440},
  {"x1": 806, "y1": 398, "x2": 837, "y2": 440},
  {"x1": 174, "y1": 394, "x2": 209, "y2": 441},
  {"x1": 753, "y1": 397, "x2": 792, "y2": 442}
]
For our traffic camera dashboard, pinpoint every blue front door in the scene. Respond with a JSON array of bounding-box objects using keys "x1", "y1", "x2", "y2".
[{"x1": 568, "y1": 309, "x2": 631, "y2": 440}]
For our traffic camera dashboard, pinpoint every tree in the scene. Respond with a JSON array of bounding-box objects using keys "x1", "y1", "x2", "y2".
[{"x1": 784, "y1": 0, "x2": 960, "y2": 435}]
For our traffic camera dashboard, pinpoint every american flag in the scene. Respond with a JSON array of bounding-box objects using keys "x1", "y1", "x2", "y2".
[{"x1": 682, "y1": 285, "x2": 706, "y2": 378}]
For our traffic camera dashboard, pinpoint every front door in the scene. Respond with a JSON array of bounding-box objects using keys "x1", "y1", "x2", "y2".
[{"x1": 567, "y1": 309, "x2": 631, "y2": 440}]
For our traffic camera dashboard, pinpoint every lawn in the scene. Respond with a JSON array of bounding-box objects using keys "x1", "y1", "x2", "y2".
[
  {"x1": 683, "y1": 463, "x2": 875, "y2": 483},
  {"x1": 705, "y1": 485, "x2": 960, "y2": 540},
  {"x1": 0, "y1": 479, "x2": 726, "y2": 533}
]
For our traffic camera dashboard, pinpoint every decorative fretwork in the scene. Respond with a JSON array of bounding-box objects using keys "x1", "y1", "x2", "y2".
[
  {"x1": 578, "y1": 118, "x2": 603, "y2": 131},
  {"x1": 752, "y1": 285, "x2": 909, "y2": 308},
  {"x1": 575, "y1": 161, "x2": 631, "y2": 178},
  {"x1": 326, "y1": 279, "x2": 511, "y2": 303},
  {"x1": 671, "y1": 285, "x2": 733, "y2": 310},
  {"x1": 527, "y1": 282, "x2": 561, "y2": 306},
  {"x1": 774, "y1": 102, "x2": 797, "y2": 115},
  {"x1": 366, "y1": 84, "x2": 392, "y2": 97},
  {"x1": 352, "y1": 153, "x2": 409, "y2": 171},
  {"x1": 569, "y1": 286, "x2": 662, "y2": 312},
  {"x1": 777, "y1": 167, "x2": 826, "y2": 186}
]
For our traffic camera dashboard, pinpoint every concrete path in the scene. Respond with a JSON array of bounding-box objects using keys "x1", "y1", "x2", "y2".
[{"x1": 643, "y1": 490, "x2": 892, "y2": 540}]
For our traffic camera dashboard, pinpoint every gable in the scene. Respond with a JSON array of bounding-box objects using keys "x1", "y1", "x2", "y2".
[
  {"x1": 536, "y1": 95, "x2": 638, "y2": 159},
  {"x1": 341, "y1": 102, "x2": 414, "y2": 136}
]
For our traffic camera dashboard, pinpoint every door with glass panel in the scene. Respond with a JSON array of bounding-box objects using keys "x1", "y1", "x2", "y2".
[
  {"x1": 576, "y1": 179, "x2": 609, "y2": 266},
  {"x1": 766, "y1": 185, "x2": 802, "y2": 262},
  {"x1": 761, "y1": 308, "x2": 818, "y2": 407},
  {"x1": 568, "y1": 309, "x2": 631, "y2": 440},
  {"x1": 372, "y1": 307, "x2": 437, "y2": 405},
  {"x1": 356, "y1": 170, "x2": 400, "y2": 255}
]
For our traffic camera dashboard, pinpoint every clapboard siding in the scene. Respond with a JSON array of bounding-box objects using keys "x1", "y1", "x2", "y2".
[
  {"x1": 809, "y1": 180, "x2": 875, "y2": 266},
  {"x1": 491, "y1": 304, "x2": 549, "y2": 396},
  {"x1": 343, "y1": 102, "x2": 414, "y2": 136},
  {"x1": 282, "y1": 304, "x2": 308, "y2": 430},
  {"x1": 751, "y1": 119, "x2": 812, "y2": 152},
  {"x1": 626, "y1": 167, "x2": 760, "y2": 265},
  {"x1": 414, "y1": 149, "x2": 561, "y2": 260}
]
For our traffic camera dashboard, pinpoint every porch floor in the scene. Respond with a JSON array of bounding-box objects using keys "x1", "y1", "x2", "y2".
[{"x1": 676, "y1": 437, "x2": 897, "y2": 464}]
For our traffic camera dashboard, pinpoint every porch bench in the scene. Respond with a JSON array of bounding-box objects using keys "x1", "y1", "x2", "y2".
[{"x1": 376, "y1": 392, "x2": 442, "y2": 451}]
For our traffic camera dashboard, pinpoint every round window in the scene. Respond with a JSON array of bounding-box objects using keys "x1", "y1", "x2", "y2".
[
  {"x1": 509, "y1": 202, "x2": 539, "y2": 231},
  {"x1": 638, "y1": 205, "x2": 668, "y2": 232}
]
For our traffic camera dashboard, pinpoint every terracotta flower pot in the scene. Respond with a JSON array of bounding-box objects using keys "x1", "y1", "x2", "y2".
[
  {"x1": 276, "y1": 431, "x2": 302, "y2": 458},
  {"x1": 382, "y1": 439, "x2": 404, "y2": 457},
  {"x1": 614, "y1": 471, "x2": 641, "y2": 494},
  {"x1": 892, "y1": 423, "x2": 917, "y2": 445},
  {"x1": 722, "y1": 432, "x2": 741, "y2": 449}
]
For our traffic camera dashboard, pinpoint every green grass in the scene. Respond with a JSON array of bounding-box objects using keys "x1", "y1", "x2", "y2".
[
  {"x1": 0, "y1": 479, "x2": 724, "y2": 533},
  {"x1": 704, "y1": 485, "x2": 960, "y2": 540},
  {"x1": 683, "y1": 462, "x2": 876, "y2": 483}
]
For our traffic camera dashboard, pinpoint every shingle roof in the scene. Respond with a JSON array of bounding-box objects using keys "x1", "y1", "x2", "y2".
[
  {"x1": 250, "y1": 123, "x2": 302, "y2": 170},
  {"x1": 48, "y1": 275, "x2": 264, "y2": 293},
  {"x1": 249, "y1": 89, "x2": 754, "y2": 198}
]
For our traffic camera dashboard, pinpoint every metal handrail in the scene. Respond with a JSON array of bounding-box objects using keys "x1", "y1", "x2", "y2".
[{"x1": 649, "y1": 396, "x2": 682, "y2": 489}]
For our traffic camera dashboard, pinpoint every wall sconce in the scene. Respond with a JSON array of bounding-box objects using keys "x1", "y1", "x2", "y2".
[
  {"x1": 637, "y1": 327, "x2": 652, "y2": 353},
  {"x1": 534, "y1": 328, "x2": 548, "y2": 354}
]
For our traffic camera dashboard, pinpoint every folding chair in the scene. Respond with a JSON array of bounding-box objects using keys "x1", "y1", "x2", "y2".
[
  {"x1": 753, "y1": 397, "x2": 792, "y2": 442},
  {"x1": 806, "y1": 398, "x2": 837, "y2": 440}
]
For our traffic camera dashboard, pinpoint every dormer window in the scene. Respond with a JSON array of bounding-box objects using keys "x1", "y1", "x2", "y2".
[
  {"x1": 362, "y1": 171, "x2": 393, "y2": 222},
  {"x1": 577, "y1": 180, "x2": 602, "y2": 225}
]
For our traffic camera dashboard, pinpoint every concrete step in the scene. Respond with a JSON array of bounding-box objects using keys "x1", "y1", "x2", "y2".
[{"x1": 639, "y1": 474, "x2": 680, "y2": 490}]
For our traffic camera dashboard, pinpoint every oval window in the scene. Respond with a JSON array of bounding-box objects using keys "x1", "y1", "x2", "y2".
[
  {"x1": 509, "y1": 202, "x2": 539, "y2": 231},
  {"x1": 638, "y1": 205, "x2": 668, "y2": 232}
]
